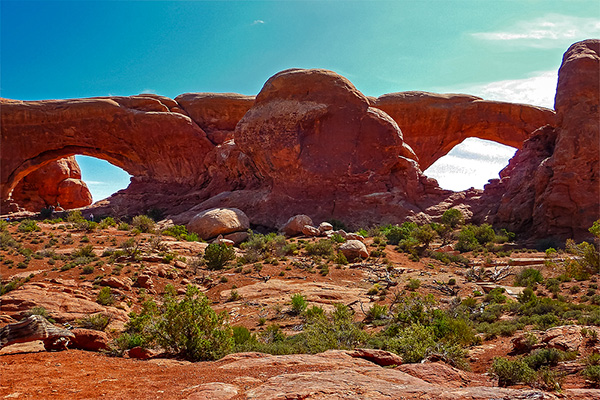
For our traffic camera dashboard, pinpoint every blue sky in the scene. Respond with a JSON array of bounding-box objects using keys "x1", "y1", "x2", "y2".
[{"x1": 2, "y1": 1, "x2": 599, "y2": 200}]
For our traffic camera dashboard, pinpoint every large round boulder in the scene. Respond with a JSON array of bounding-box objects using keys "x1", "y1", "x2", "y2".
[
  {"x1": 188, "y1": 208, "x2": 250, "y2": 240},
  {"x1": 339, "y1": 240, "x2": 369, "y2": 260},
  {"x1": 281, "y1": 214, "x2": 314, "y2": 236}
]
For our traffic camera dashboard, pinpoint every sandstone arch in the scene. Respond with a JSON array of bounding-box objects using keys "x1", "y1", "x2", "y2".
[
  {"x1": 372, "y1": 92, "x2": 556, "y2": 170},
  {"x1": 1, "y1": 95, "x2": 215, "y2": 201}
]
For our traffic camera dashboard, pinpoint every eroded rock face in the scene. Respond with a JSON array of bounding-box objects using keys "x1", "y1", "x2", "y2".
[
  {"x1": 476, "y1": 39, "x2": 600, "y2": 241},
  {"x1": 175, "y1": 93, "x2": 254, "y2": 145},
  {"x1": 373, "y1": 92, "x2": 555, "y2": 170},
  {"x1": 11, "y1": 157, "x2": 93, "y2": 211},
  {"x1": 1, "y1": 94, "x2": 215, "y2": 202}
]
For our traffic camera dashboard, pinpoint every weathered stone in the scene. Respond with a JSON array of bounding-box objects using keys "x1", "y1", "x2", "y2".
[
  {"x1": 70, "y1": 328, "x2": 109, "y2": 352},
  {"x1": 187, "y1": 207, "x2": 250, "y2": 240},
  {"x1": 223, "y1": 231, "x2": 249, "y2": 245},
  {"x1": 339, "y1": 240, "x2": 369, "y2": 260},
  {"x1": 318, "y1": 222, "x2": 333, "y2": 233},
  {"x1": 281, "y1": 215, "x2": 314, "y2": 236},
  {"x1": 301, "y1": 225, "x2": 320, "y2": 237}
]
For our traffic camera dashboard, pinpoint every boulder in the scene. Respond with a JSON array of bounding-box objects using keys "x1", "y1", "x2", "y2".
[
  {"x1": 224, "y1": 231, "x2": 249, "y2": 245},
  {"x1": 301, "y1": 225, "x2": 320, "y2": 237},
  {"x1": 11, "y1": 157, "x2": 93, "y2": 211},
  {"x1": 127, "y1": 346, "x2": 156, "y2": 360},
  {"x1": 281, "y1": 215, "x2": 314, "y2": 236},
  {"x1": 99, "y1": 277, "x2": 132, "y2": 290},
  {"x1": 318, "y1": 222, "x2": 333, "y2": 234},
  {"x1": 70, "y1": 328, "x2": 110, "y2": 352},
  {"x1": 339, "y1": 240, "x2": 369, "y2": 260},
  {"x1": 349, "y1": 348, "x2": 403, "y2": 366},
  {"x1": 346, "y1": 233, "x2": 365, "y2": 242},
  {"x1": 187, "y1": 208, "x2": 249, "y2": 240},
  {"x1": 135, "y1": 274, "x2": 154, "y2": 291}
]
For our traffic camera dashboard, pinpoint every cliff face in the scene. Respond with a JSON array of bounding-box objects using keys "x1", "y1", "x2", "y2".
[
  {"x1": 2, "y1": 40, "x2": 597, "y2": 241},
  {"x1": 475, "y1": 39, "x2": 600, "y2": 241}
]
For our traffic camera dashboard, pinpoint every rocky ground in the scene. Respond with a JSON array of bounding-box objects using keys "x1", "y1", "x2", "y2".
[{"x1": 1, "y1": 215, "x2": 600, "y2": 399}]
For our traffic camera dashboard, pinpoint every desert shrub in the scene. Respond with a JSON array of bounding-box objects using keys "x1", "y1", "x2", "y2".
[
  {"x1": 110, "y1": 332, "x2": 146, "y2": 356},
  {"x1": 412, "y1": 225, "x2": 436, "y2": 248},
  {"x1": 117, "y1": 222, "x2": 130, "y2": 231},
  {"x1": 441, "y1": 208, "x2": 464, "y2": 228},
  {"x1": 385, "y1": 323, "x2": 436, "y2": 363},
  {"x1": 490, "y1": 357, "x2": 536, "y2": 386},
  {"x1": 131, "y1": 215, "x2": 155, "y2": 233},
  {"x1": 18, "y1": 220, "x2": 41, "y2": 233},
  {"x1": 406, "y1": 278, "x2": 421, "y2": 291},
  {"x1": 0, "y1": 278, "x2": 24, "y2": 296},
  {"x1": 96, "y1": 287, "x2": 115, "y2": 306},
  {"x1": 120, "y1": 238, "x2": 141, "y2": 260},
  {"x1": 82, "y1": 265, "x2": 95, "y2": 274},
  {"x1": 25, "y1": 306, "x2": 50, "y2": 319},
  {"x1": 126, "y1": 285, "x2": 232, "y2": 361},
  {"x1": 232, "y1": 326, "x2": 252, "y2": 346},
  {"x1": 484, "y1": 287, "x2": 507, "y2": 304},
  {"x1": 0, "y1": 231, "x2": 19, "y2": 250},
  {"x1": 393, "y1": 293, "x2": 437, "y2": 327},
  {"x1": 290, "y1": 293, "x2": 308, "y2": 315},
  {"x1": 366, "y1": 304, "x2": 389, "y2": 322},
  {"x1": 384, "y1": 222, "x2": 417, "y2": 246},
  {"x1": 99, "y1": 217, "x2": 117, "y2": 229},
  {"x1": 204, "y1": 243, "x2": 235, "y2": 270},
  {"x1": 327, "y1": 219, "x2": 348, "y2": 232},
  {"x1": 162, "y1": 224, "x2": 188, "y2": 239},
  {"x1": 545, "y1": 278, "x2": 561, "y2": 294},
  {"x1": 304, "y1": 239, "x2": 334, "y2": 257},
  {"x1": 71, "y1": 244, "x2": 96, "y2": 259},
  {"x1": 301, "y1": 304, "x2": 368, "y2": 353},
  {"x1": 455, "y1": 227, "x2": 479, "y2": 252},
  {"x1": 241, "y1": 232, "x2": 288, "y2": 262},
  {"x1": 514, "y1": 268, "x2": 544, "y2": 287},
  {"x1": 77, "y1": 313, "x2": 111, "y2": 331}
]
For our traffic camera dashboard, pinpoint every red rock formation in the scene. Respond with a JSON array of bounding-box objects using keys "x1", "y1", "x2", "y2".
[
  {"x1": 373, "y1": 92, "x2": 555, "y2": 169},
  {"x1": 175, "y1": 93, "x2": 254, "y2": 145},
  {"x1": 11, "y1": 157, "x2": 92, "y2": 211},
  {"x1": 476, "y1": 39, "x2": 599, "y2": 241},
  {"x1": 1, "y1": 95, "x2": 215, "y2": 203}
]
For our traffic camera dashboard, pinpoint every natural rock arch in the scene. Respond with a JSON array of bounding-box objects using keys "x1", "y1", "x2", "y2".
[
  {"x1": 372, "y1": 92, "x2": 555, "y2": 169},
  {"x1": 1, "y1": 95, "x2": 215, "y2": 201}
]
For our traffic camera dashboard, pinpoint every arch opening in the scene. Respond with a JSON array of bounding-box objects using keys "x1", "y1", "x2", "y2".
[
  {"x1": 8, "y1": 154, "x2": 132, "y2": 212},
  {"x1": 75, "y1": 155, "x2": 132, "y2": 203},
  {"x1": 423, "y1": 137, "x2": 517, "y2": 192}
]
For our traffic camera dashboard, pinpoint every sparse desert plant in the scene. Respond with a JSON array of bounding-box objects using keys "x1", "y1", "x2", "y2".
[
  {"x1": 290, "y1": 293, "x2": 308, "y2": 315},
  {"x1": 406, "y1": 278, "x2": 421, "y2": 291},
  {"x1": 490, "y1": 357, "x2": 536, "y2": 387},
  {"x1": 304, "y1": 239, "x2": 334, "y2": 257},
  {"x1": 204, "y1": 243, "x2": 235, "y2": 270},
  {"x1": 132, "y1": 215, "x2": 155, "y2": 233},
  {"x1": 97, "y1": 287, "x2": 115, "y2": 306},
  {"x1": 441, "y1": 208, "x2": 464, "y2": 228},
  {"x1": 18, "y1": 220, "x2": 41, "y2": 233},
  {"x1": 77, "y1": 313, "x2": 111, "y2": 331},
  {"x1": 514, "y1": 268, "x2": 544, "y2": 287},
  {"x1": 125, "y1": 285, "x2": 232, "y2": 361}
]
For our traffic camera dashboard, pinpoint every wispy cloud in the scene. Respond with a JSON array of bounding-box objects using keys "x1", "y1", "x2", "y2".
[
  {"x1": 252, "y1": 20, "x2": 265, "y2": 25},
  {"x1": 457, "y1": 70, "x2": 558, "y2": 109},
  {"x1": 472, "y1": 14, "x2": 600, "y2": 47},
  {"x1": 141, "y1": 88, "x2": 157, "y2": 94}
]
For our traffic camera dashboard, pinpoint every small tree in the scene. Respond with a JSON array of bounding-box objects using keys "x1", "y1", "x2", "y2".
[
  {"x1": 441, "y1": 208, "x2": 464, "y2": 229},
  {"x1": 204, "y1": 243, "x2": 235, "y2": 270},
  {"x1": 126, "y1": 285, "x2": 232, "y2": 361}
]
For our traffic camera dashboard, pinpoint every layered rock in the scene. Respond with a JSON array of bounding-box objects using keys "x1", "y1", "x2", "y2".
[
  {"x1": 1, "y1": 94, "x2": 215, "y2": 202},
  {"x1": 10, "y1": 157, "x2": 92, "y2": 211},
  {"x1": 175, "y1": 93, "x2": 254, "y2": 145},
  {"x1": 373, "y1": 92, "x2": 555, "y2": 169},
  {"x1": 475, "y1": 39, "x2": 600, "y2": 241}
]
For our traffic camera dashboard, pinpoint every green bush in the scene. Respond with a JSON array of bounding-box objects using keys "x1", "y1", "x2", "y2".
[
  {"x1": 126, "y1": 285, "x2": 232, "y2": 361},
  {"x1": 385, "y1": 323, "x2": 436, "y2": 363},
  {"x1": 441, "y1": 208, "x2": 464, "y2": 228},
  {"x1": 132, "y1": 215, "x2": 155, "y2": 233},
  {"x1": 406, "y1": 278, "x2": 421, "y2": 291},
  {"x1": 582, "y1": 365, "x2": 600, "y2": 385},
  {"x1": 240, "y1": 232, "x2": 289, "y2": 262},
  {"x1": 514, "y1": 268, "x2": 544, "y2": 287},
  {"x1": 304, "y1": 239, "x2": 334, "y2": 257},
  {"x1": 290, "y1": 293, "x2": 308, "y2": 315},
  {"x1": 18, "y1": 220, "x2": 41, "y2": 233},
  {"x1": 366, "y1": 304, "x2": 389, "y2": 322},
  {"x1": 77, "y1": 313, "x2": 111, "y2": 331},
  {"x1": 204, "y1": 243, "x2": 235, "y2": 270},
  {"x1": 301, "y1": 304, "x2": 368, "y2": 353},
  {"x1": 490, "y1": 357, "x2": 536, "y2": 386},
  {"x1": 97, "y1": 287, "x2": 115, "y2": 306},
  {"x1": 384, "y1": 222, "x2": 417, "y2": 246}
]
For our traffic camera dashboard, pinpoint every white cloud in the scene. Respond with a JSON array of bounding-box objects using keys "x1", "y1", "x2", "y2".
[
  {"x1": 472, "y1": 14, "x2": 600, "y2": 47},
  {"x1": 424, "y1": 138, "x2": 517, "y2": 191},
  {"x1": 141, "y1": 89, "x2": 157, "y2": 94},
  {"x1": 252, "y1": 20, "x2": 265, "y2": 25},
  {"x1": 459, "y1": 70, "x2": 558, "y2": 109}
]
